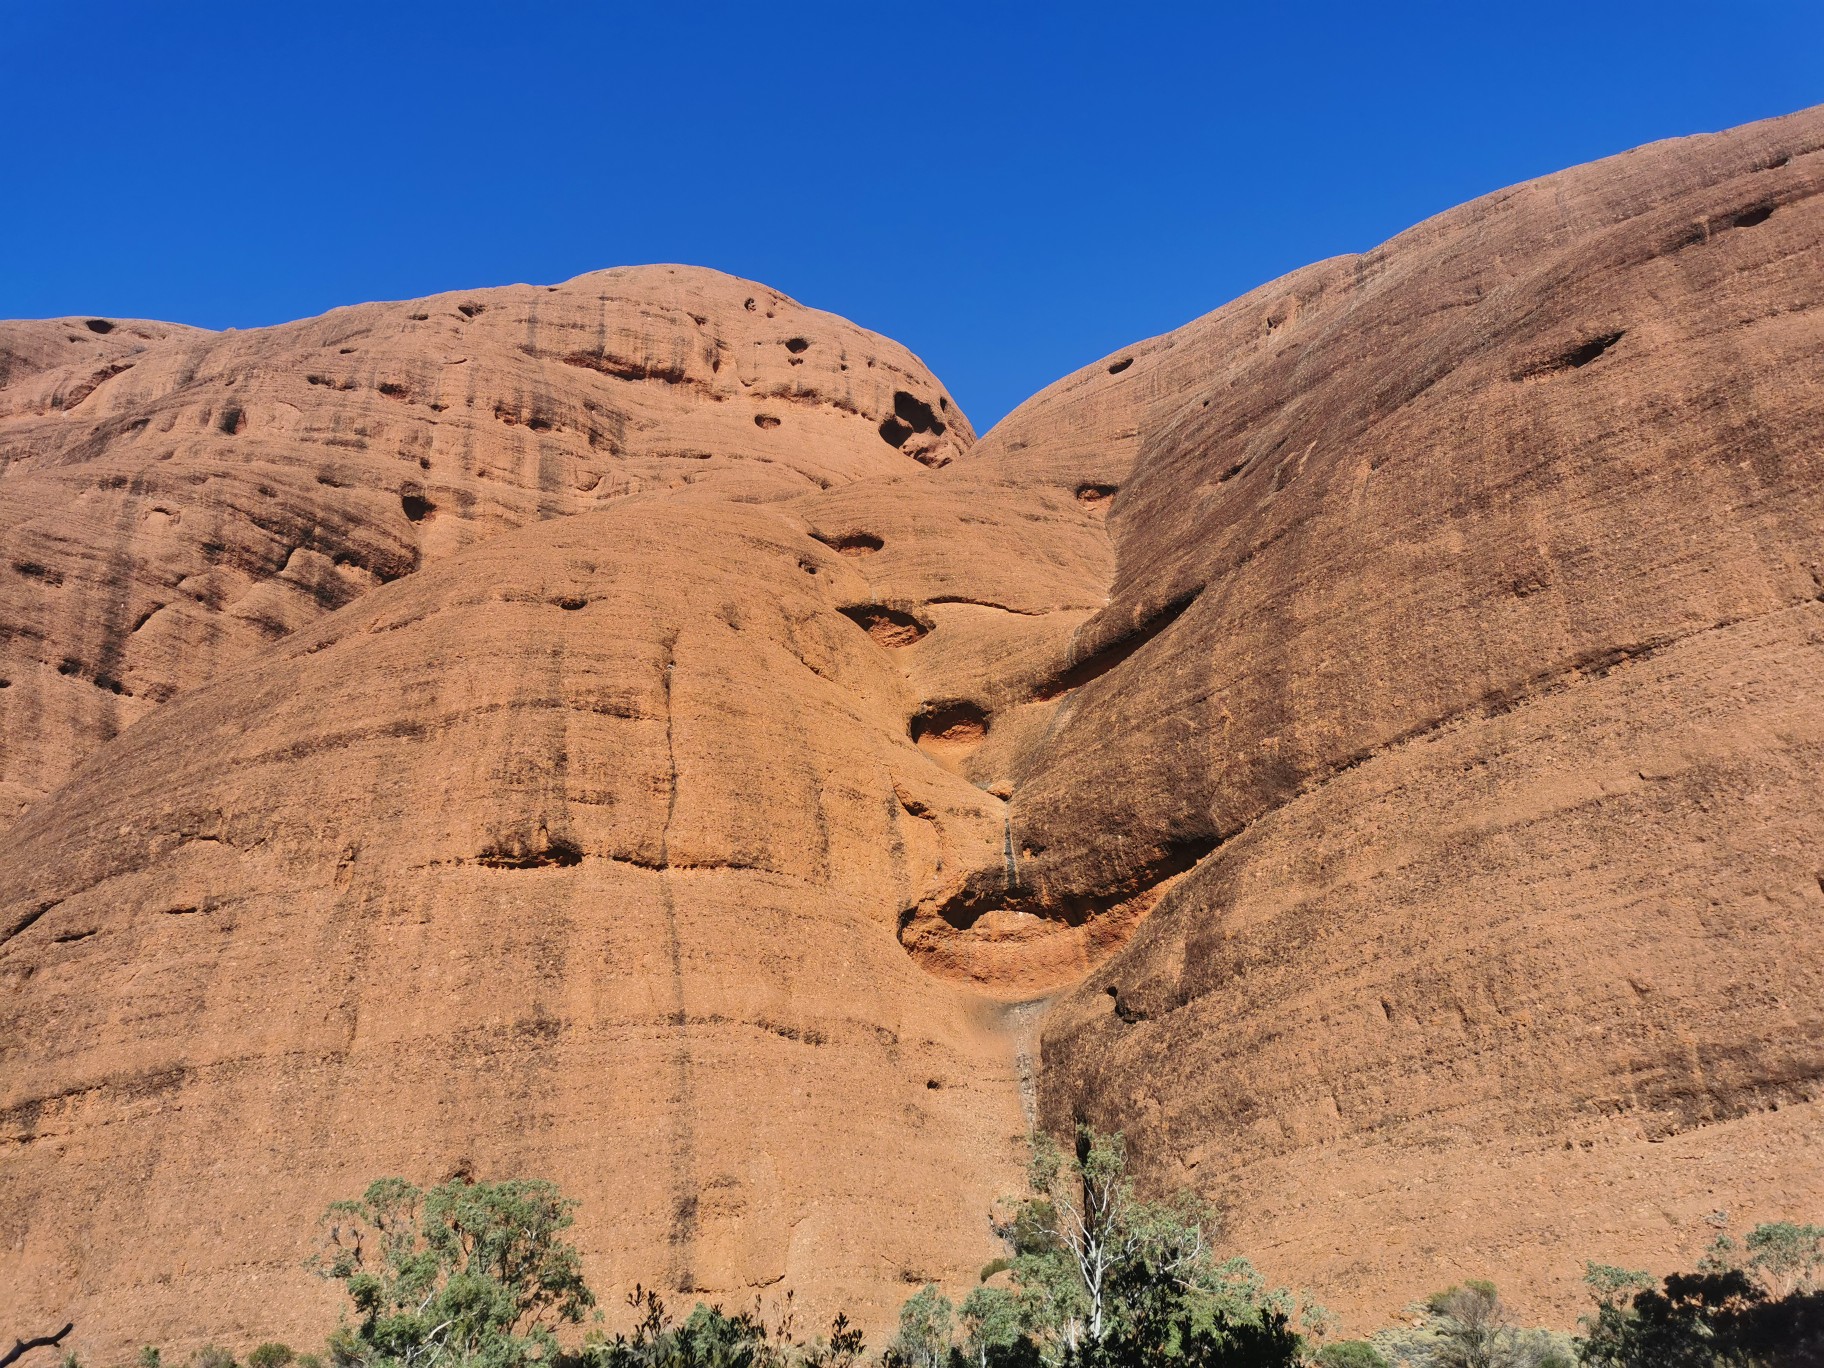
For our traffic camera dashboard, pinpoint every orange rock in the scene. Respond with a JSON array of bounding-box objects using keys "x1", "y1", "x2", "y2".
[{"x1": 6, "y1": 107, "x2": 1824, "y2": 1357}]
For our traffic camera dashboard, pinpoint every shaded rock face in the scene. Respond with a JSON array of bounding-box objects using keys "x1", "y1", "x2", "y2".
[{"x1": 6, "y1": 108, "x2": 1824, "y2": 1355}]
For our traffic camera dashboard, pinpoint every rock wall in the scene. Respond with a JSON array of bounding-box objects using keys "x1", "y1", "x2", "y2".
[{"x1": 5, "y1": 108, "x2": 1824, "y2": 1353}]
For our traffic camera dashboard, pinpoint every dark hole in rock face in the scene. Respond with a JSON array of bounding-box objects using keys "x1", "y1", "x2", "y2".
[
  {"x1": 754, "y1": 413, "x2": 781, "y2": 429},
  {"x1": 401, "y1": 491, "x2": 433, "y2": 522},
  {"x1": 1515, "y1": 330, "x2": 1626, "y2": 381},
  {"x1": 744, "y1": 297, "x2": 757, "y2": 312},
  {"x1": 218, "y1": 406, "x2": 244, "y2": 435},
  {"x1": 554, "y1": 595, "x2": 586, "y2": 611},
  {"x1": 457, "y1": 302, "x2": 485, "y2": 318},
  {"x1": 784, "y1": 337, "x2": 810, "y2": 353},
  {"x1": 893, "y1": 390, "x2": 944, "y2": 435},
  {"x1": 377, "y1": 381, "x2": 408, "y2": 398},
  {"x1": 925, "y1": 1079, "x2": 942, "y2": 1090},
  {"x1": 1729, "y1": 203, "x2": 1775, "y2": 229},
  {"x1": 879, "y1": 415, "x2": 914, "y2": 448},
  {"x1": 810, "y1": 530, "x2": 883, "y2": 555},
  {"x1": 909, "y1": 699, "x2": 989, "y2": 748},
  {"x1": 85, "y1": 319, "x2": 115, "y2": 334},
  {"x1": 840, "y1": 603, "x2": 931, "y2": 647},
  {"x1": 1107, "y1": 356, "x2": 1134, "y2": 374},
  {"x1": 1076, "y1": 483, "x2": 1118, "y2": 505},
  {"x1": 475, "y1": 838, "x2": 583, "y2": 869}
]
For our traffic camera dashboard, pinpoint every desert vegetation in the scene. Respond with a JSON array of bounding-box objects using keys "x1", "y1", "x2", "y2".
[{"x1": 16, "y1": 1132, "x2": 1821, "y2": 1368}]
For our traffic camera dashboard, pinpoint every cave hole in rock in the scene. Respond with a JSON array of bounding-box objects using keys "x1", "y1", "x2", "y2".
[
  {"x1": 784, "y1": 337, "x2": 810, "y2": 353},
  {"x1": 457, "y1": 302, "x2": 485, "y2": 318},
  {"x1": 85, "y1": 319, "x2": 115, "y2": 334},
  {"x1": 1107, "y1": 356, "x2": 1134, "y2": 374},
  {"x1": 218, "y1": 406, "x2": 244, "y2": 435},
  {"x1": 810, "y1": 530, "x2": 882, "y2": 556},
  {"x1": 754, "y1": 413, "x2": 781, "y2": 429},
  {"x1": 880, "y1": 390, "x2": 946, "y2": 449},
  {"x1": 1516, "y1": 330, "x2": 1626, "y2": 380},
  {"x1": 554, "y1": 595, "x2": 587, "y2": 611},
  {"x1": 910, "y1": 699, "x2": 990, "y2": 749},
  {"x1": 895, "y1": 390, "x2": 944, "y2": 434},
  {"x1": 839, "y1": 603, "x2": 932, "y2": 647},
  {"x1": 1728, "y1": 203, "x2": 1776, "y2": 229},
  {"x1": 476, "y1": 837, "x2": 584, "y2": 869},
  {"x1": 377, "y1": 381, "x2": 409, "y2": 399},
  {"x1": 1076, "y1": 483, "x2": 1118, "y2": 505},
  {"x1": 400, "y1": 490, "x2": 433, "y2": 522},
  {"x1": 1105, "y1": 987, "x2": 1143, "y2": 1024}
]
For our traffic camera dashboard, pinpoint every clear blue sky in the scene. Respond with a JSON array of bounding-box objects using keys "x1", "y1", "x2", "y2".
[{"x1": 3, "y1": 2, "x2": 1821, "y2": 428}]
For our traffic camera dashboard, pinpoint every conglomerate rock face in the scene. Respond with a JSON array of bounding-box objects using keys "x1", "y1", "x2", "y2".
[{"x1": 5, "y1": 108, "x2": 1824, "y2": 1354}]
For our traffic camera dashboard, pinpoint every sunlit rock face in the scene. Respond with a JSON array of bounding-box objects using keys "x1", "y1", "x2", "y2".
[{"x1": 6, "y1": 107, "x2": 1824, "y2": 1357}]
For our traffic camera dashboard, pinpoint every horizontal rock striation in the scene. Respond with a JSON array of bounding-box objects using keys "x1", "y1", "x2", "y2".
[{"x1": 5, "y1": 108, "x2": 1824, "y2": 1354}]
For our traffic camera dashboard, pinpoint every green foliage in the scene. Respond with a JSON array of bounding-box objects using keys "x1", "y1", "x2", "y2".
[
  {"x1": 583, "y1": 1286, "x2": 863, "y2": 1368},
  {"x1": 314, "y1": 1176, "x2": 594, "y2": 1368},
  {"x1": 191, "y1": 1348, "x2": 236, "y2": 1368},
  {"x1": 891, "y1": 1125, "x2": 1316, "y2": 1367},
  {"x1": 1743, "y1": 1220, "x2": 1824, "y2": 1296},
  {"x1": 1577, "y1": 1220, "x2": 1824, "y2": 1367},
  {"x1": 1313, "y1": 1343, "x2": 1390, "y2": 1368},
  {"x1": 888, "y1": 1287, "x2": 952, "y2": 1368},
  {"x1": 247, "y1": 1346, "x2": 295, "y2": 1368},
  {"x1": 138, "y1": 1350, "x2": 162, "y2": 1368},
  {"x1": 957, "y1": 1286, "x2": 1037, "y2": 1368},
  {"x1": 1373, "y1": 1283, "x2": 1571, "y2": 1368}
]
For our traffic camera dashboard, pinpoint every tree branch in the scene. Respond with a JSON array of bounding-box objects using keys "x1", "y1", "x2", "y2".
[{"x1": 2, "y1": 1325, "x2": 74, "y2": 1368}]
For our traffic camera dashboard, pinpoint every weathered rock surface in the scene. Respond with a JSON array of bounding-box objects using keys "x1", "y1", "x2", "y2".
[
  {"x1": 6, "y1": 106, "x2": 1824, "y2": 1355},
  {"x1": 0, "y1": 269, "x2": 969, "y2": 824}
]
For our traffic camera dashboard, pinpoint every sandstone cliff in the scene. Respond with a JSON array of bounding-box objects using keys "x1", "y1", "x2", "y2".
[{"x1": 5, "y1": 107, "x2": 1824, "y2": 1354}]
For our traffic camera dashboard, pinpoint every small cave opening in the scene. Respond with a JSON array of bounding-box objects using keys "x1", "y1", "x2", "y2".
[
  {"x1": 1107, "y1": 356, "x2": 1134, "y2": 375},
  {"x1": 880, "y1": 390, "x2": 946, "y2": 450},
  {"x1": 85, "y1": 319, "x2": 115, "y2": 334},
  {"x1": 754, "y1": 413, "x2": 782, "y2": 429},
  {"x1": 476, "y1": 837, "x2": 584, "y2": 869},
  {"x1": 784, "y1": 337, "x2": 810, "y2": 353},
  {"x1": 401, "y1": 490, "x2": 434, "y2": 522},
  {"x1": 840, "y1": 604, "x2": 932, "y2": 648},
  {"x1": 1076, "y1": 483, "x2": 1118, "y2": 505},
  {"x1": 810, "y1": 530, "x2": 883, "y2": 556},
  {"x1": 909, "y1": 699, "x2": 990, "y2": 749},
  {"x1": 218, "y1": 405, "x2": 244, "y2": 435},
  {"x1": 1515, "y1": 330, "x2": 1627, "y2": 381}
]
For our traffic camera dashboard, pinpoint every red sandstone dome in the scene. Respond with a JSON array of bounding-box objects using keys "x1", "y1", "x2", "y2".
[{"x1": 4, "y1": 106, "x2": 1824, "y2": 1357}]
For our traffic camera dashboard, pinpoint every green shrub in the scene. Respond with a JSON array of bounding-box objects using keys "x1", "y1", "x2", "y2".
[
  {"x1": 1313, "y1": 1342, "x2": 1389, "y2": 1368},
  {"x1": 246, "y1": 1346, "x2": 293, "y2": 1368}
]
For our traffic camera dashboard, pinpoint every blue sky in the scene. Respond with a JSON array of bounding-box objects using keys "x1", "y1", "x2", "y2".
[{"x1": 3, "y1": 2, "x2": 1821, "y2": 428}]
